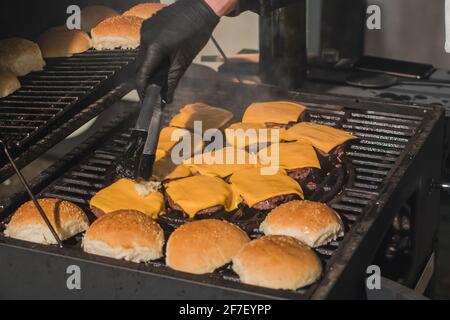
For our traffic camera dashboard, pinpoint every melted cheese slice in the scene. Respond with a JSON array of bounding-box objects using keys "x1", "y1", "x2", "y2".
[
  {"x1": 165, "y1": 175, "x2": 240, "y2": 217},
  {"x1": 258, "y1": 141, "x2": 321, "y2": 170},
  {"x1": 169, "y1": 103, "x2": 234, "y2": 131},
  {"x1": 164, "y1": 164, "x2": 193, "y2": 181},
  {"x1": 225, "y1": 122, "x2": 284, "y2": 148},
  {"x1": 152, "y1": 127, "x2": 203, "y2": 180},
  {"x1": 282, "y1": 122, "x2": 357, "y2": 154},
  {"x1": 230, "y1": 168, "x2": 304, "y2": 207},
  {"x1": 184, "y1": 147, "x2": 257, "y2": 178},
  {"x1": 157, "y1": 127, "x2": 191, "y2": 153},
  {"x1": 242, "y1": 101, "x2": 306, "y2": 125},
  {"x1": 90, "y1": 179, "x2": 164, "y2": 218}
]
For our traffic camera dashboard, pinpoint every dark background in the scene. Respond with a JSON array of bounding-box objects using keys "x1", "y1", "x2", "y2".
[{"x1": 0, "y1": 0, "x2": 158, "y2": 40}]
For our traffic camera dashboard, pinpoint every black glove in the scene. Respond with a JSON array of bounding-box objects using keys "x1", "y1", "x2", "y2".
[
  {"x1": 227, "y1": 0, "x2": 261, "y2": 16},
  {"x1": 227, "y1": 0, "x2": 297, "y2": 17},
  {"x1": 136, "y1": 0, "x2": 220, "y2": 103}
]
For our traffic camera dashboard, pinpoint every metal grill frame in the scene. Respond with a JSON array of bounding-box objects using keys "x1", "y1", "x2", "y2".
[
  {"x1": 0, "y1": 50, "x2": 138, "y2": 174},
  {"x1": 0, "y1": 80, "x2": 444, "y2": 299}
]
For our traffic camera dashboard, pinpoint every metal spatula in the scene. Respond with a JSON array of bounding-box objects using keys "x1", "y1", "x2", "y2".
[{"x1": 116, "y1": 84, "x2": 165, "y2": 182}]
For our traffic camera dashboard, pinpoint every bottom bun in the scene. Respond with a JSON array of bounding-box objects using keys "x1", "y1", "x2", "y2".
[
  {"x1": 232, "y1": 235, "x2": 322, "y2": 290},
  {"x1": 83, "y1": 239, "x2": 161, "y2": 263},
  {"x1": 4, "y1": 198, "x2": 89, "y2": 245},
  {"x1": 92, "y1": 36, "x2": 139, "y2": 50}
]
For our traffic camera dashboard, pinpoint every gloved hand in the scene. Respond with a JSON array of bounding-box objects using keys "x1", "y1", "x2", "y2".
[
  {"x1": 227, "y1": 0, "x2": 261, "y2": 16},
  {"x1": 227, "y1": 0, "x2": 297, "y2": 17},
  {"x1": 136, "y1": 0, "x2": 220, "y2": 103}
]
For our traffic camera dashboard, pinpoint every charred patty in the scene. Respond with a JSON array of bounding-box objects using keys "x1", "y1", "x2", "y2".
[
  {"x1": 166, "y1": 194, "x2": 225, "y2": 217},
  {"x1": 249, "y1": 194, "x2": 301, "y2": 211}
]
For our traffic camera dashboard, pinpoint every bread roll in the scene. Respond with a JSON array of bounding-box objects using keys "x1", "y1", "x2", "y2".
[
  {"x1": 260, "y1": 200, "x2": 344, "y2": 248},
  {"x1": 81, "y1": 5, "x2": 119, "y2": 33},
  {"x1": 123, "y1": 3, "x2": 167, "y2": 19},
  {"x1": 0, "y1": 70, "x2": 21, "y2": 98},
  {"x1": 232, "y1": 235, "x2": 322, "y2": 290},
  {"x1": 83, "y1": 210, "x2": 164, "y2": 263},
  {"x1": 0, "y1": 38, "x2": 45, "y2": 76},
  {"x1": 166, "y1": 219, "x2": 250, "y2": 274},
  {"x1": 37, "y1": 26, "x2": 91, "y2": 58},
  {"x1": 91, "y1": 16, "x2": 144, "y2": 50},
  {"x1": 4, "y1": 198, "x2": 89, "y2": 245}
]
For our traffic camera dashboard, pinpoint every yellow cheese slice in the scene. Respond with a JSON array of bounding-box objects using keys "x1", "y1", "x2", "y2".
[
  {"x1": 152, "y1": 127, "x2": 203, "y2": 180},
  {"x1": 164, "y1": 164, "x2": 194, "y2": 181},
  {"x1": 184, "y1": 147, "x2": 257, "y2": 178},
  {"x1": 90, "y1": 178, "x2": 164, "y2": 219},
  {"x1": 225, "y1": 122, "x2": 284, "y2": 148},
  {"x1": 258, "y1": 141, "x2": 321, "y2": 170},
  {"x1": 157, "y1": 127, "x2": 191, "y2": 153},
  {"x1": 242, "y1": 101, "x2": 306, "y2": 125},
  {"x1": 229, "y1": 168, "x2": 304, "y2": 208},
  {"x1": 165, "y1": 175, "x2": 240, "y2": 217},
  {"x1": 282, "y1": 122, "x2": 357, "y2": 154},
  {"x1": 169, "y1": 103, "x2": 234, "y2": 131}
]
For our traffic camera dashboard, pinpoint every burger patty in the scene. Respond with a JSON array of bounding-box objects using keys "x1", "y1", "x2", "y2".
[
  {"x1": 91, "y1": 206, "x2": 106, "y2": 218},
  {"x1": 250, "y1": 194, "x2": 300, "y2": 211},
  {"x1": 166, "y1": 195, "x2": 224, "y2": 216},
  {"x1": 287, "y1": 167, "x2": 323, "y2": 192},
  {"x1": 287, "y1": 167, "x2": 313, "y2": 181},
  {"x1": 265, "y1": 121, "x2": 298, "y2": 129}
]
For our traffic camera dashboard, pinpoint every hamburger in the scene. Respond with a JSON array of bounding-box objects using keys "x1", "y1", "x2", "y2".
[
  {"x1": 282, "y1": 122, "x2": 357, "y2": 160},
  {"x1": 258, "y1": 141, "x2": 322, "y2": 192},
  {"x1": 184, "y1": 147, "x2": 257, "y2": 179},
  {"x1": 232, "y1": 235, "x2": 322, "y2": 290},
  {"x1": 152, "y1": 126, "x2": 203, "y2": 181},
  {"x1": 4, "y1": 198, "x2": 89, "y2": 245},
  {"x1": 229, "y1": 168, "x2": 304, "y2": 211},
  {"x1": 242, "y1": 101, "x2": 306, "y2": 128},
  {"x1": 166, "y1": 219, "x2": 250, "y2": 274},
  {"x1": 225, "y1": 122, "x2": 283, "y2": 150},
  {"x1": 169, "y1": 103, "x2": 234, "y2": 132},
  {"x1": 260, "y1": 200, "x2": 344, "y2": 248},
  {"x1": 90, "y1": 178, "x2": 165, "y2": 219},
  {"x1": 82, "y1": 210, "x2": 164, "y2": 263},
  {"x1": 165, "y1": 175, "x2": 240, "y2": 218}
]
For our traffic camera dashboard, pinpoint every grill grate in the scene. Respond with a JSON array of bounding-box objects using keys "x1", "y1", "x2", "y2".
[
  {"x1": 0, "y1": 50, "x2": 138, "y2": 151},
  {"x1": 0, "y1": 78, "x2": 440, "y2": 299}
]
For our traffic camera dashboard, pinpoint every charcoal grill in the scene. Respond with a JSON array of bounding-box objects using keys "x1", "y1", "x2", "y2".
[
  {"x1": 0, "y1": 79, "x2": 443, "y2": 299},
  {"x1": 0, "y1": 49, "x2": 138, "y2": 182}
]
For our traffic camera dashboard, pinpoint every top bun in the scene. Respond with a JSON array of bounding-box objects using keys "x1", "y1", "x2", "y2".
[
  {"x1": 166, "y1": 219, "x2": 250, "y2": 274},
  {"x1": 260, "y1": 200, "x2": 344, "y2": 247},
  {"x1": 123, "y1": 3, "x2": 167, "y2": 19},
  {"x1": 81, "y1": 5, "x2": 119, "y2": 33},
  {"x1": 232, "y1": 235, "x2": 322, "y2": 290},
  {"x1": 82, "y1": 210, "x2": 164, "y2": 263},
  {"x1": 37, "y1": 26, "x2": 91, "y2": 58},
  {"x1": 0, "y1": 38, "x2": 45, "y2": 76}
]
